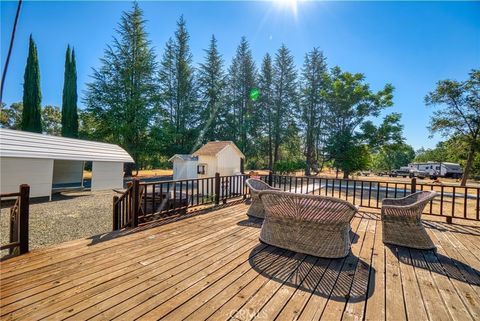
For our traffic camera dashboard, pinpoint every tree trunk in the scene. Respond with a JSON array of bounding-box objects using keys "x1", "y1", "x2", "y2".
[
  {"x1": 343, "y1": 171, "x2": 349, "y2": 179},
  {"x1": 460, "y1": 145, "x2": 476, "y2": 186}
]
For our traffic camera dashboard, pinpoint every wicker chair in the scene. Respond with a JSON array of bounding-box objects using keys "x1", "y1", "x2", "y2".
[
  {"x1": 245, "y1": 178, "x2": 280, "y2": 219},
  {"x1": 381, "y1": 191, "x2": 437, "y2": 250},
  {"x1": 258, "y1": 190, "x2": 358, "y2": 258}
]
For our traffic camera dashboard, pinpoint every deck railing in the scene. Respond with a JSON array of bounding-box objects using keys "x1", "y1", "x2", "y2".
[
  {"x1": 113, "y1": 173, "x2": 248, "y2": 230},
  {"x1": 0, "y1": 184, "x2": 30, "y2": 256},
  {"x1": 261, "y1": 173, "x2": 480, "y2": 222}
]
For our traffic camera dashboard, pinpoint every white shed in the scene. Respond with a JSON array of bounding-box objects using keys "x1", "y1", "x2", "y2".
[
  {"x1": 169, "y1": 154, "x2": 198, "y2": 180},
  {"x1": 0, "y1": 128, "x2": 134, "y2": 198},
  {"x1": 192, "y1": 141, "x2": 245, "y2": 178}
]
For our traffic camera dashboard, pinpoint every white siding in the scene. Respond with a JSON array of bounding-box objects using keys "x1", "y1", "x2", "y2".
[
  {"x1": 52, "y1": 160, "x2": 84, "y2": 185},
  {"x1": 91, "y1": 162, "x2": 123, "y2": 191},
  {"x1": 0, "y1": 157, "x2": 54, "y2": 198},
  {"x1": 197, "y1": 155, "x2": 217, "y2": 178},
  {"x1": 217, "y1": 145, "x2": 241, "y2": 176},
  {"x1": 172, "y1": 159, "x2": 198, "y2": 180}
]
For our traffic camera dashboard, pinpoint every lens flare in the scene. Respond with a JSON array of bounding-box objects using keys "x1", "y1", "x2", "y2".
[{"x1": 250, "y1": 88, "x2": 260, "y2": 101}]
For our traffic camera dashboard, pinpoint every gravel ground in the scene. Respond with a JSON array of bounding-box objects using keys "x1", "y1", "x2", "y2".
[{"x1": 1, "y1": 190, "x2": 114, "y2": 251}]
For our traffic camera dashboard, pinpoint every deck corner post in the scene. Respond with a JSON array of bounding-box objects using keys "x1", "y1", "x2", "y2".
[
  {"x1": 132, "y1": 178, "x2": 140, "y2": 228},
  {"x1": 113, "y1": 195, "x2": 119, "y2": 230},
  {"x1": 214, "y1": 173, "x2": 220, "y2": 206},
  {"x1": 19, "y1": 184, "x2": 30, "y2": 254},
  {"x1": 411, "y1": 178, "x2": 417, "y2": 194}
]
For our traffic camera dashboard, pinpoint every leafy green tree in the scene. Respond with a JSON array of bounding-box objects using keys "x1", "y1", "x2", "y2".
[
  {"x1": 300, "y1": 48, "x2": 328, "y2": 175},
  {"x1": 272, "y1": 44, "x2": 298, "y2": 167},
  {"x1": 322, "y1": 66, "x2": 394, "y2": 178},
  {"x1": 22, "y1": 35, "x2": 42, "y2": 133},
  {"x1": 372, "y1": 143, "x2": 415, "y2": 171},
  {"x1": 42, "y1": 105, "x2": 62, "y2": 136},
  {"x1": 425, "y1": 69, "x2": 480, "y2": 186},
  {"x1": 61, "y1": 45, "x2": 79, "y2": 137},
  {"x1": 258, "y1": 53, "x2": 274, "y2": 170},
  {"x1": 84, "y1": 2, "x2": 157, "y2": 174},
  {"x1": 197, "y1": 35, "x2": 226, "y2": 142},
  {"x1": 0, "y1": 102, "x2": 23, "y2": 129},
  {"x1": 226, "y1": 37, "x2": 257, "y2": 155}
]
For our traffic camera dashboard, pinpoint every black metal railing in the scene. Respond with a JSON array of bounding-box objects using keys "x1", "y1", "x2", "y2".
[{"x1": 261, "y1": 173, "x2": 480, "y2": 223}]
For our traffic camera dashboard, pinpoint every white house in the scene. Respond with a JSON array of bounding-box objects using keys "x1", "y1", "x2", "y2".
[
  {"x1": 192, "y1": 141, "x2": 245, "y2": 178},
  {"x1": 168, "y1": 154, "x2": 198, "y2": 180},
  {"x1": 0, "y1": 128, "x2": 134, "y2": 199}
]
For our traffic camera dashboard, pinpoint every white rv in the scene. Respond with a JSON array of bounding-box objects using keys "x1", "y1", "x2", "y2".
[{"x1": 408, "y1": 162, "x2": 463, "y2": 179}]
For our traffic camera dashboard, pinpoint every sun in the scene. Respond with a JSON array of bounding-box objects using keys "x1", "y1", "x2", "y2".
[{"x1": 275, "y1": 0, "x2": 298, "y2": 16}]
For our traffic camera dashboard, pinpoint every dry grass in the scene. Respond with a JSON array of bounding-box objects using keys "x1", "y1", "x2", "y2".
[{"x1": 83, "y1": 169, "x2": 173, "y2": 180}]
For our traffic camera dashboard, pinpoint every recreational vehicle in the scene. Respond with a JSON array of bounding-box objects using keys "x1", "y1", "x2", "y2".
[{"x1": 408, "y1": 162, "x2": 463, "y2": 179}]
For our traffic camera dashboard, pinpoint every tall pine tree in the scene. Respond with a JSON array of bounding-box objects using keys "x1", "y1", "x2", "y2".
[
  {"x1": 84, "y1": 2, "x2": 157, "y2": 173},
  {"x1": 258, "y1": 53, "x2": 274, "y2": 170},
  {"x1": 300, "y1": 48, "x2": 327, "y2": 175},
  {"x1": 158, "y1": 15, "x2": 197, "y2": 154},
  {"x1": 197, "y1": 35, "x2": 226, "y2": 142},
  {"x1": 22, "y1": 35, "x2": 42, "y2": 133},
  {"x1": 272, "y1": 44, "x2": 298, "y2": 166},
  {"x1": 226, "y1": 37, "x2": 257, "y2": 155},
  {"x1": 61, "y1": 45, "x2": 79, "y2": 137}
]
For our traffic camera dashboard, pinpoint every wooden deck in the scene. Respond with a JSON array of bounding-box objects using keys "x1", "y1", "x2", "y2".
[{"x1": 1, "y1": 202, "x2": 479, "y2": 321}]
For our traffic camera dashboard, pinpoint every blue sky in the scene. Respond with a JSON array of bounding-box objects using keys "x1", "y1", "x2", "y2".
[{"x1": 1, "y1": 1, "x2": 479, "y2": 149}]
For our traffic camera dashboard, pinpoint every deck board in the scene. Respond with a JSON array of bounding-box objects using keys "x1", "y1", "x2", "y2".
[{"x1": 1, "y1": 202, "x2": 480, "y2": 321}]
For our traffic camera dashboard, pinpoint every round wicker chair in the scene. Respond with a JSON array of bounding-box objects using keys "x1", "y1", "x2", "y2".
[
  {"x1": 258, "y1": 190, "x2": 358, "y2": 258},
  {"x1": 245, "y1": 178, "x2": 279, "y2": 219},
  {"x1": 381, "y1": 191, "x2": 437, "y2": 250}
]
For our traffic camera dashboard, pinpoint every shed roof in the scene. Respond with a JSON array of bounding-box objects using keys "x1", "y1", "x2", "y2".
[
  {"x1": 168, "y1": 154, "x2": 198, "y2": 162},
  {"x1": 0, "y1": 128, "x2": 134, "y2": 163},
  {"x1": 192, "y1": 141, "x2": 245, "y2": 158}
]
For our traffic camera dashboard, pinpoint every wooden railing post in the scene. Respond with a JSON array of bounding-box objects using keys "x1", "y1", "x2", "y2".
[
  {"x1": 268, "y1": 171, "x2": 273, "y2": 186},
  {"x1": 113, "y1": 195, "x2": 119, "y2": 230},
  {"x1": 19, "y1": 184, "x2": 29, "y2": 254},
  {"x1": 214, "y1": 173, "x2": 220, "y2": 206},
  {"x1": 132, "y1": 179, "x2": 140, "y2": 228},
  {"x1": 411, "y1": 178, "x2": 417, "y2": 194}
]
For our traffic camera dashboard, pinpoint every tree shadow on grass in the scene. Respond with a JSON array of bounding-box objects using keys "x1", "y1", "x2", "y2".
[{"x1": 248, "y1": 243, "x2": 374, "y2": 303}]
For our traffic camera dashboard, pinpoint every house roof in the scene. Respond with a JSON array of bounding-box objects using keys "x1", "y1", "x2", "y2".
[
  {"x1": 192, "y1": 141, "x2": 245, "y2": 158},
  {"x1": 168, "y1": 154, "x2": 198, "y2": 162},
  {"x1": 0, "y1": 128, "x2": 134, "y2": 163}
]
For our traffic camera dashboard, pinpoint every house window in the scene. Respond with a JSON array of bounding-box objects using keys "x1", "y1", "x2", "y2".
[{"x1": 197, "y1": 164, "x2": 206, "y2": 175}]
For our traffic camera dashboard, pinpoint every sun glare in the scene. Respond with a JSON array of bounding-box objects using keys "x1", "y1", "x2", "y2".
[{"x1": 275, "y1": 0, "x2": 298, "y2": 16}]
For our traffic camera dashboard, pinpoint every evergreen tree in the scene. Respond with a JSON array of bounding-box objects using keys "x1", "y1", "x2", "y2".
[
  {"x1": 258, "y1": 53, "x2": 274, "y2": 170},
  {"x1": 226, "y1": 37, "x2": 257, "y2": 155},
  {"x1": 1, "y1": 102, "x2": 23, "y2": 129},
  {"x1": 84, "y1": 2, "x2": 157, "y2": 173},
  {"x1": 197, "y1": 35, "x2": 226, "y2": 142},
  {"x1": 22, "y1": 35, "x2": 42, "y2": 133},
  {"x1": 158, "y1": 15, "x2": 197, "y2": 154},
  {"x1": 61, "y1": 46, "x2": 79, "y2": 137},
  {"x1": 300, "y1": 48, "x2": 328, "y2": 175},
  {"x1": 272, "y1": 44, "x2": 298, "y2": 166}
]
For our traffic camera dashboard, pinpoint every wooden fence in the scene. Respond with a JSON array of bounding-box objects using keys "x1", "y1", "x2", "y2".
[
  {"x1": 262, "y1": 173, "x2": 480, "y2": 223},
  {"x1": 113, "y1": 174, "x2": 248, "y2": 230},
  {"x1": 0, "y1": 184, "x2": 30, "y2": 256}
]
